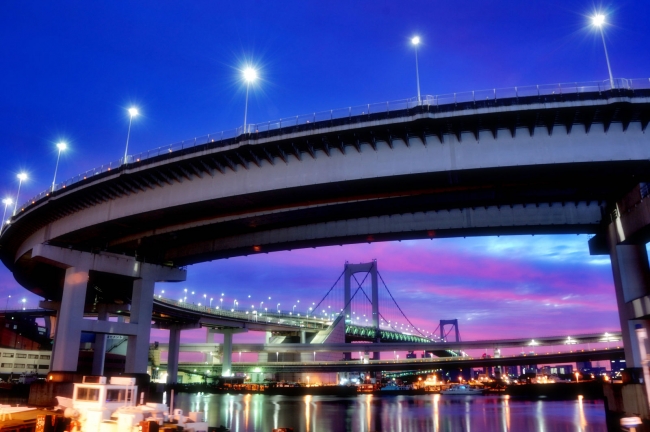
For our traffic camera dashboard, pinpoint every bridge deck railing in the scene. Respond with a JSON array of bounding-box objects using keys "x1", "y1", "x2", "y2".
[
  {"x1": 11, "y1": 78, "x2": 650, "y2": 219},
  {"x1": 155, "y1": 297, "x2": 332, "y2": 330}
]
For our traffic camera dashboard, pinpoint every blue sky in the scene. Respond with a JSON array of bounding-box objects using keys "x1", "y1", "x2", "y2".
[{"x1": 2, "y1": 1, "x2": 648, "y2": 344}]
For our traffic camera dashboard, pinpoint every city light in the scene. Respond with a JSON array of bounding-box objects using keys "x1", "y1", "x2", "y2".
[
  {"x1": 590, "y1": 13, "x2": 615, "y2": 89},
  {"x1": 0, "y1": 198, "x2": 13, "y2": 235},
  {"x1": 123, "y1": 107, "x2": 139, "y2": 165},
  {"x1": 13, "y1": 173, "x2": 27, "y2": 216},
  {"x1": 51, "y1": 141, "x2": 67, "y2": 192},
  {"x1": 242, "y1": 66, "x2": 258, "y2": 134},
  {"x1": 411, "y1": 35, "x2": 422, "y2": 103}
]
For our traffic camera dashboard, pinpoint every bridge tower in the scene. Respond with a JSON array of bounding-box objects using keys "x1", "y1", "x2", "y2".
[
  {"x1": 440, "y1": 319, "x2": 460, "y2": 342},
  {"x1": 344, "y1": 260, "x2": 379, "y2": 359}
]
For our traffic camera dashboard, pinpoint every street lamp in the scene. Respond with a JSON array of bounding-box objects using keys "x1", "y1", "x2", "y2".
[
  {"x1": 21, "y1": 298, "x2": 26, "y2": 310},
  {"x1": 51, "y1": 142, "x2": 67, "y2": 192},
  {"x1": 0, "y1": 198, "x2": 12, "y2": 235},
  {"x1": 13, "y1": 173, "x2": 27, "y2": 216},
  {"x1": 242, "y1": 67, "x2": 258, "y2": 134},
  {"x1": 591, "y1": 14, "x2": 615, "y2": 89},
  {"x1": 411, "y1": 36, "x2": 422, "y2": 104},
  {"x1": 4, "y1": 295, "x2": 10, "y2": 311},
  {"x1": 123, "y1": 107, "x2": 139, "y2": 165},
  {"x1": 277, "y1": 303, "x2": 280, "y2": 313},
  {"x1": 210, "y1": 297, "x2": 213, "y2": 308}
]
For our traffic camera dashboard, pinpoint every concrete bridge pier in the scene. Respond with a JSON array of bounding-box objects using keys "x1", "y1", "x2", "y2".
[
  {"x1": 91, "y1": 304, "x2": 109, "y2": 376},
  {"x1": 30, "y1": 245, "x2": 185, "y2": 377},
  {"x1": 167, "y1": 327, "x2": 181, "y2": 384},
  {"x1": 215, "y1": 328, "x2": 248, "y2": 377},
  {"x1": 605, "y1": 226, "x2": 650, "y2": 369}
]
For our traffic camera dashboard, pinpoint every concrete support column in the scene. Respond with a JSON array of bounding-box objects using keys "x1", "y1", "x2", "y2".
[
  {"x1": 205, "y1": 328, "x2": 216, "y2": 362},
  {"x1": 91, "y1": 304, "x2": 109, "y2": 376},
  {"x1": 125, "y1": 278, "x2": 155, "y2": 374},
  {"x1": 300, "y1": 330, "x2": 306, "y2": 344},
  {"x1": 167, "y1": 327, "x2": 181, "y2": 384},
  {"x1": 606, "y1": 224, "x2": 650, "y2": 367},
  {"x1": 51, "y1": 267, "x2": 89, "y2": 371},
  {"x1": 222, "y1": 332, "x2": 233, "y2": 377}
]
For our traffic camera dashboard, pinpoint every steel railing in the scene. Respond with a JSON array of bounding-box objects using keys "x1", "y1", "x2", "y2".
[{"x1": 10, "y1": 77, "x2": 650, "y2": 222}]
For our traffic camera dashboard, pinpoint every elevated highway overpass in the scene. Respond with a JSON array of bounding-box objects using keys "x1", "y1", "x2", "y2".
[
  {"x1": 167, "y1": 348, "x2": 625, "y2": 376},
  {"x1": 154, "y1": 331, "x2": 623, "y2": 355},
  {"x1": 1, "y1": 78, "x2": 649, "y2": 381}
]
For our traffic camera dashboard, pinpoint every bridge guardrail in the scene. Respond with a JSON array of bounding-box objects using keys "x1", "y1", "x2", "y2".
[
  {"x1": 10, "y1": 77, "x2": 650, "y2": 220},
  {"x1": 155, "y1": 297, "x2": 331, "y2": 330}
]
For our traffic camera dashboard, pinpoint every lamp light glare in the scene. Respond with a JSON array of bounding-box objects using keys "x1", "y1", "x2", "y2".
[
  {"x1": 128, "y1": 107, "x2": 139, "y2": 117},
  {"x1": 17, "y1": 173, "x2": 27, "y2": 181},
  {"x1": 56, "y1": 142, "x2": 67, "y2": 151},
  {"x1": 2, "y1": 198, "x2": 12, "y2": 205},
  {"x1": 243, "y1": 67, "x2": 258, "y2": 82},
  {"x1": 592, "y1": 14, "x2": 605, "y2": 27},
  {"x1": 411, "y1": 36, "x2": 420, "y2": 45}
]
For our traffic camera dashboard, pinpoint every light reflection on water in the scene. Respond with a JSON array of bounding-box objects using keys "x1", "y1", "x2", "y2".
[{"x1": 174, "y1": 393, "x2": 607, "y2": 432}]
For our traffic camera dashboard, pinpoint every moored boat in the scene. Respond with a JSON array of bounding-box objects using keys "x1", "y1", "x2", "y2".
[{"x1": 440, "y1": 384, "x2": 485, "y2": 395}]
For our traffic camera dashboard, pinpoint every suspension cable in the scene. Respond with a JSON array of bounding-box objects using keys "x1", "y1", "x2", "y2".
[
  {"x1": 377, "y1": 271, "x2": 427, "y2": 338},
  {"x1": 310, "y1": 269, "x2": 345, "y2": 316}
]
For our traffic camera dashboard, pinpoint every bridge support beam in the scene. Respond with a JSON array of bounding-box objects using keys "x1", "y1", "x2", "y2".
[
  {"x1": 51, "y1": 266, "x2": 89, "y2": 371},
  {"x1": 602, "y1": 220, "x2": 650, "y2": 369},
  {"x1": 214, "y1": 329, "x2": 248, "y2": 377},
  {"x1": 31, "y1": 244, "x2": 186, "y2": 376},
  {"x1": 125, "y1": 278, "x2": 155, "y2": 374},
  {"x1": 91, "y1": 304, "x2": 109, "y2": 376},
  {"x1": 167, "y1": 327, "x2": 181, "y2": 384}
]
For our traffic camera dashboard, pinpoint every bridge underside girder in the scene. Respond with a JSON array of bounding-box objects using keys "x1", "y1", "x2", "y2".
[{"x1": 3, "y1": 93, "x2": 650, "y2": 302}]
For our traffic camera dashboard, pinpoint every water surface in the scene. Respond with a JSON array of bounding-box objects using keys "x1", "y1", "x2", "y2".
[{"x1": 173, "y1": 393, "x2": 606, "y2": 432}]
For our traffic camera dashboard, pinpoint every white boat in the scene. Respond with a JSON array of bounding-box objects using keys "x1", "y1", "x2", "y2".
[
  {"x1": 64, "y1": 376, "x2": 209, "y2": 431},
  {"x1": 440, "y1": 384, "x2": 485, "y2": 395}
]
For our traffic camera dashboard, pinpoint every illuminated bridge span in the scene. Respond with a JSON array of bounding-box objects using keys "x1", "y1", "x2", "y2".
[
  {"x1": 1, "y1": 78, "x2": 649, "y2": 382},
  {"x1": 167, "y1": 348, "x2": 625, "y2": 376}
]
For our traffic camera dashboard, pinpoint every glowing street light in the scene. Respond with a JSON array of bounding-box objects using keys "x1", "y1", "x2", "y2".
[
  {"x1": 123, "y1": 107, "x2": 139, "y2": 165},
  {"x1": 210, "y1": 297, "x2": 214, "y2": 308},
  {"x1": 13, "y1": 173, "x2": 27, "y2": 216},
  {"x1": 0, "y1": 198, "x2": 13, "y2": 235},
  {"x1": 411, "y1": 36, "x2": 422, "y2": 104},
  {"x1": 591, "y1": 14, "x2": 615, "y2": 89},
  {"x1": 242, "y1": 67, "x2": 258, "y2": 134},
  {"x1": 21, "y1": 298, "x2": 26, "y2": 310},
  {"x1": 51, "y1": 142, "x2": 67, "y2": 192},
  {"x1": 277, "y1": 303, "x2": 281, "y2": 313},
  {"x1": 4, "y1": 295, "x2": 10, "y2": 311}
]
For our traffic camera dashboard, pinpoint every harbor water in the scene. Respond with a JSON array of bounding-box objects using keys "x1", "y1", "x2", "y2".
[{"x1": 173, "y1": 392, "x2": 607, "y2": 432}]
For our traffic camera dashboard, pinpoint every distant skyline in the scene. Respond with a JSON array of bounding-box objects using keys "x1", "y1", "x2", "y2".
[{"x1": 2, "y1": 1, "x2": 649, "y2": 346}]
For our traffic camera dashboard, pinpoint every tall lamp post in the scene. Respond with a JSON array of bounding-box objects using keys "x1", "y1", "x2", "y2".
[
  {"x1": 123, "y1": 107, "x2": 139, "y2": 165},
  {"x1": 591, "y1": 14, "x2": 615, "y2": 89},
  {"x1": 52, "y1": 142, "x2": 67, "y2": 192},
  {"x1": 411, "y1": 36, "x2": 422, "y2": 104},
  {"x1": 13, "y1": 173, "x2": 27, "y2": 216},
  {"x1": 242, "y1": 67, "x2": 258, "y2": 134},
  {"x1": 0, "y1": 198, "x2": 12, "y2": 235}
]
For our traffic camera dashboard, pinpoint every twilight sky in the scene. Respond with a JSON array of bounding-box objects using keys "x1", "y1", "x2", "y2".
[{"x1": 2, "y1": 1, "x2": 649, "y2": 344}]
